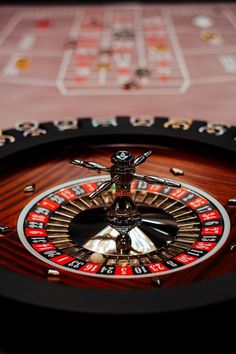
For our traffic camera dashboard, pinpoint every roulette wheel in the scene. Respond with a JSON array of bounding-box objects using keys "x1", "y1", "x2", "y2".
[{"x1": 0, "y1": 116, "x2": 236, "y2": 351}]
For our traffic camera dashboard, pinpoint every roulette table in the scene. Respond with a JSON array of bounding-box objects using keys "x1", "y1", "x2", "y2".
[{"x1": 0, "y1": 2, "x2": 236, "y2": 353}]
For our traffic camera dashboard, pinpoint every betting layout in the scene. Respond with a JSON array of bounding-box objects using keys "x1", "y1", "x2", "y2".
[{"x1": 0, "y1": 5, "x2": 236, "y2": 95}]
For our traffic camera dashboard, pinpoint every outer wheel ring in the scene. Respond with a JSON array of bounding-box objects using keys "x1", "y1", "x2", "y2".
[{"x1": 0, "y1": 116, "x2": 236, "y2": 314}]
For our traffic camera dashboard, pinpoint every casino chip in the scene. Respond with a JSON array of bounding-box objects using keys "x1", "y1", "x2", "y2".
[
  {"x1": 122, "y1": 80, "x2": 140, "y2": 90},
  {"x1": 200, "y1": 29, "x2": 223, "y2": 45},
  {"x1": 15, "y1": 58, "x2": 31, "y2": 70},
  {"x1": 135, "y1": 68, "x2": 151, "y2": 78},
  {"x1": 193, "y1": 15, "x2": 213, "y2": 29},
  {"x1": 99, "y1": 48, "x2": 113, "y2": 56},
  {"x1": 114, "y1": 29, "x2": 135, "y2": 41},
  {"x1": 153, "y1": 43, "x2": 170, "y2": 53},
  {"x1": 96, "y1": 62, "x2": 111, "y2": 71},
  {"x1": 36, "y1": 19, "x2": 52, "y2": 29}
]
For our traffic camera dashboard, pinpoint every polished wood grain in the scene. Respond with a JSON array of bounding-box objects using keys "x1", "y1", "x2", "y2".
[{"x1": 0, "y1": 142, "x2": 236, "y2": 289}]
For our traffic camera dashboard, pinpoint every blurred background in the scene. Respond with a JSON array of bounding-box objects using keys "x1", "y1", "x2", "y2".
[{"x1": 0, "y1": 0, "x2": 235, "y2": 128}]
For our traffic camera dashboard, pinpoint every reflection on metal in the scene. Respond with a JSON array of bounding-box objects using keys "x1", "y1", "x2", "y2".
[
  {"x1": 23, "y1": 129, "x2": 47, "y2": 137},
  {"x1": 170, "y1": 167, "x2": 184, "y2": 176},
  {"x1": 230, "y1": 244, "x2": 236, "y2": 252},
  {"x1": 163, "y1": 118, "x2": 192, "y2": 130},
  {"x1": 228, "y1": 198, "x2": 236, "y2": 206},
  {"x1": 84, "y1": 226, "x2": 156, "y2": 255},
  {"x1": 15, "y1": 120, "x2": 39, "y2": 132},
  {"x1": 0, "y1": 226, "x2": 12, "y2": 234},
  {"x1": 92, "y1": 118, "x2": 117, "y2": 128},
  {"x1": 199, "y1": 122, "x2": 230, "y2": 136},
  {"x1": 15, "y1": 120, "x2": 47, "y2": 137},
  {"x1": 54, "y1": 118, "x2": 78, "y2": 131},
  {"x1": 24, "y1": 184, "x2": 35, "y2": 193},
  {"x1": 152, "y1": 276, "x2": 161, "y2": 287},
  {"x1": 130, "y1": 116, "x2": 154, "y2": 127},
  {"x1": 0, "y1": 129, "x2": 15, "y2": 147},
  {"x1": 47, "y1": 269, "x2": 61, "y2": 282}
]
